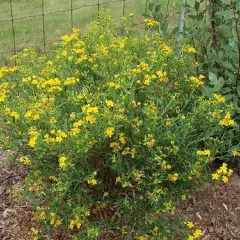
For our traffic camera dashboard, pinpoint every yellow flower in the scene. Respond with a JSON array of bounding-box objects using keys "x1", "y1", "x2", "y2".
[
  {"x1": 75, "y1": 219, "x2": 82, "y2": 229},
  {"x1": 182, "y1": 195, "x2": 186, "y2": 200},
  {"x1": 168, "y1": 173, "x2": 178, "y2": 182},
  {"x1": 186, "y1": 221, "x2": 194, "y2": 229},
  {"x1": 40, "y1": 211, "x2": 46, "y2": 220},
  {"x1": 212, "y1": 173, "x2": 219, "y2": 180},
  {"x1": 84, "y1": 210, "x2": 90, "y2": 216},
  {"x1": 116, "y1": 176, "x2": 121, "y2": 183},
  {"x1": 29, "y1": 138, "x2": 37, "y2": 147},
  {"x1": 222, "y1": 176, "x2": 229, "y2": 183},
  {"x1": 165, "y1": 120, "x2": 172, "y2": 127},
  {"x1": 33, "y1": 114, "x2": 40, "y2": 120},
  {"x1": 73, "y1": 120, "x2": 83, "y2": 127},
  {"x1": 212, "y1": 93, "x2": 225, "y2": 103},
  {"x1": 119, "y1": 133, "x2": 126, "y2": 144},
  {"x1": 219, "y1": 113, "x2": 234, "y2": 127},
  {"x1": 105, "y1": 127, "x2": 115, "y2": 137},
  {"x1": 144, "y1": 79, "x2": 151, "y2": 85},
  {"x1": 10, "y1": 111, "x2": 20, "y2": 119},
  {"x1": 55, "y1": 218, "x2": 62, "y2": 226},
  {"x1": 56, "y1": 136, "x2": 63, "y2": 142},
  {"x1": 85, "y1": 115, "x2": 96, "y2": 124},
  {"x1": 71, "y1": 127, "x2": 80, "y2": 135},
  {"x1": 187, "y1": 235, "x2": 194, "y2": 240},
  {"x1": 196, "y1": 149, "x2": 211, "y2": 157},
  {"x1": 50, "y1": 117, "x2": 56, "y2": 123},
  {"x1": 217, "y1": 163, "x2": 228, "y2": 174},
  {"x1": 193, "y1": 229, "x2": 202, "y2": 238},
  {"x1": 19, "y1": 156, "x2": 31, "y2": 165},
  {"x1": 88, "y1": 179, "x2": 97, "y2": 185},
  {"x1": 70, "y1": 112, "x2": 76, "y2": 119},
  {"x1": 186, "y1": 47, "x2": 196, "y2": 53},
  {"x1": 106, "y1": 100, "x2": 114, "y2": 107},
  {"x1": 59, "y1": 155, "x2": 67, "y2": 168},
  {"x1": 227, "y1": 169, "x2": 233, "y2": 177},
  {"x1": 69, "y1": 219, "x2": 75, "y2": 229},
  {"x1": 189, "y1": 76, "x2": 204, "y2": 88},
  {"x1": 153, "y1": 226, "x2": 159, "y2": 232},
  {"x1": 232, "y1": 150, "x2": 240, "y2": 157}
]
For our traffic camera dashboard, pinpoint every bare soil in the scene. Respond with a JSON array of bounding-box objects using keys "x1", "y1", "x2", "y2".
[
  {"x1": 178, "y1": 172, "x2": 240, "y2": 240},
  {"x1": 1, "y1": 152, "x2": 240, "y2": 240}
]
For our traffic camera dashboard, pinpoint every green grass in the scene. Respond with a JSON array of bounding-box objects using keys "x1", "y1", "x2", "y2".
[{"x1": 0, "y1": 0, "x2": 145, "y2": 66}]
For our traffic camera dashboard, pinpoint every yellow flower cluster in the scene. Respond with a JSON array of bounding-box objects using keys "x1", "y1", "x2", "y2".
[
  {"x1": 161, "y1": 160, "x2": 172, "y2": 170},
  {"x1": 212, "y1": 93, "x2": 225, "y2": 103},
  {"x1": 69, "y1": 217, "x2": 83, "y2": 229},
  {"x1": 19, "y1": 156, "x2": 31, "y2": 165},
  {"x1": 28, "y1": 227, "x2": 39, "y2": 240},
  {"x1": 44, "y1": 129, "x2": 68, "y2": 144},
  {"x1": 82, "y1": 105, "x2": 98, "y2": 124},
  {"x1": 196, "y1": 149, "x2": 211, "y2": 157},
  {"x1": 144, "y1": 19, "x2": 160, "y2": 27},
  {"x1": 88, "y1": 179, "x2": 97, "y2": 185},
  {"x1": 185, "y1": 222, "x2": 202, "y2": 240},
  {"x1": 59, "y1": 155, "x2": 68, "y2": 169},
  {"x1": 133, "y1": 62, "x2": 149, "y2": 74},
  {"x1": 24, "y1": 98, "x2": 53, "y2": 121},
  {"x1": 212, "y1": 163, "x2": 233, "y2": 183},
  {"x1": 219, "y1": 112, "x2": 234, "y2": 127},
  {"x1": 232, "y1": 150, "x2": 240, "y2": 157},
  {"x1": 186, "y1": 47, "x2": 197, "y2": 53},
  {"x1": 189, "y1": 75, "x2": 204, "y2": 88},
  {"x1": 161, "y1": 42, "x2": 173, "y2": 55},
  {"x1": 61, "y1": 28, "x2": 79, "y2": 42},
  {"x1": 156, "y1": 70, "x2": 168, "y2": 82},
  {"x1": 187, "y1": 229, "x2": 202, "y2": 240},
  {"x1": 144, "y1": 134, "x2": 155, "y2": 148},
  {"x1": 107, "y1": 81, "x2": 120, "y2": 89},
  {"x1": 63, "y1": 77, "x2": 79, "y2": 85},
  {"x1": 28, "y1": 128, "x2": 39, "y2": 148},
  {"x1": 5, "y1": 108, "x2": 20, "y2": 120},
  {"x1": 168, "y1": 173, "x2": 179, "y2": 182},
  {"x1": 49, "y1": 212, "x2": 62, "y2": 226},
  {"x1": 106, "y1": 100, "x2": 114, "y2": 107},
  {"x1": 0, "y1": 82, "x2": 8, "y2": 103},
  {"x1": 105, "y1": 127, "x2": 115, "y2": 137}
]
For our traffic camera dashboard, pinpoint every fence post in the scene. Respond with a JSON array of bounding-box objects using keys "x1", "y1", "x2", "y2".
[
  {"x1": 122, "y1": 0, "x2": 126, "y2": 35},
  {"x1": 41, "y1": 0, "x2": 46, "y2": 52},
  {"x1": 70, "y1": 0, "x2": 73, "y2": 30},
  {"x1": 177, "y1": 0, "x2": 187, "y2": 46},
  {"x1": 97, "y1": 0, "x2": 100, "y2": 19},
  {"x1": 9, "y1": 0, "x2": 16, "y2": 58}
]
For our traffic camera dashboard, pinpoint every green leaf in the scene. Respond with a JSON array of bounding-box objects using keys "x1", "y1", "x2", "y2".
[
  {"x1": 215, "y1": 10, "x2": 233, "y2": 20},
  {"x1": 208, "y1": 71, "x2": 218, "y2": 85},
  {"x1": 201, "y1": 85, "x2": 214, "y2": 97},
  {"x1": 233, "y1": 94, "x2": 239, "y2": 105},
  {"x1": 224, "y1": 94, "x2": 233, "y2": 101}
]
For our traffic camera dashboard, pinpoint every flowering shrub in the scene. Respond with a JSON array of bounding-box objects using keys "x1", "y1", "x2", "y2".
[{"x1": 0, "y1": 13, "x2": 237, "y2": 239}]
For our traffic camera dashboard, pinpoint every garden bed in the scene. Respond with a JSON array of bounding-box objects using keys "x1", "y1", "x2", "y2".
[{"x1": 1, "y1": 153, "x2": 240, "y2": 240}]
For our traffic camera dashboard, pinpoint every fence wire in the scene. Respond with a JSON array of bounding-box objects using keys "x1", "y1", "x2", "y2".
[{"x1": 0, "y1": 0, "x2": 147, "y2": 60}]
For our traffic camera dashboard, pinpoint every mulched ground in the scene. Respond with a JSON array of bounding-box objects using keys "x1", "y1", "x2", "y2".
[
  {"x1": 178, "y1": 172, "x2": 240, "y2": 240},
  {"x1": 0, "y1": 151, "x2": 35, "y2": 240},
  {"x1": 1, "y1": 151, "x2": 240, "y2": 240}
]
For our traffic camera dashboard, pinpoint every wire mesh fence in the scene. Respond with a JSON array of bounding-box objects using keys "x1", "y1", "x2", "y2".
[{"x1": 0, "y1": 0, "x2": 148, "y2": 65}]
